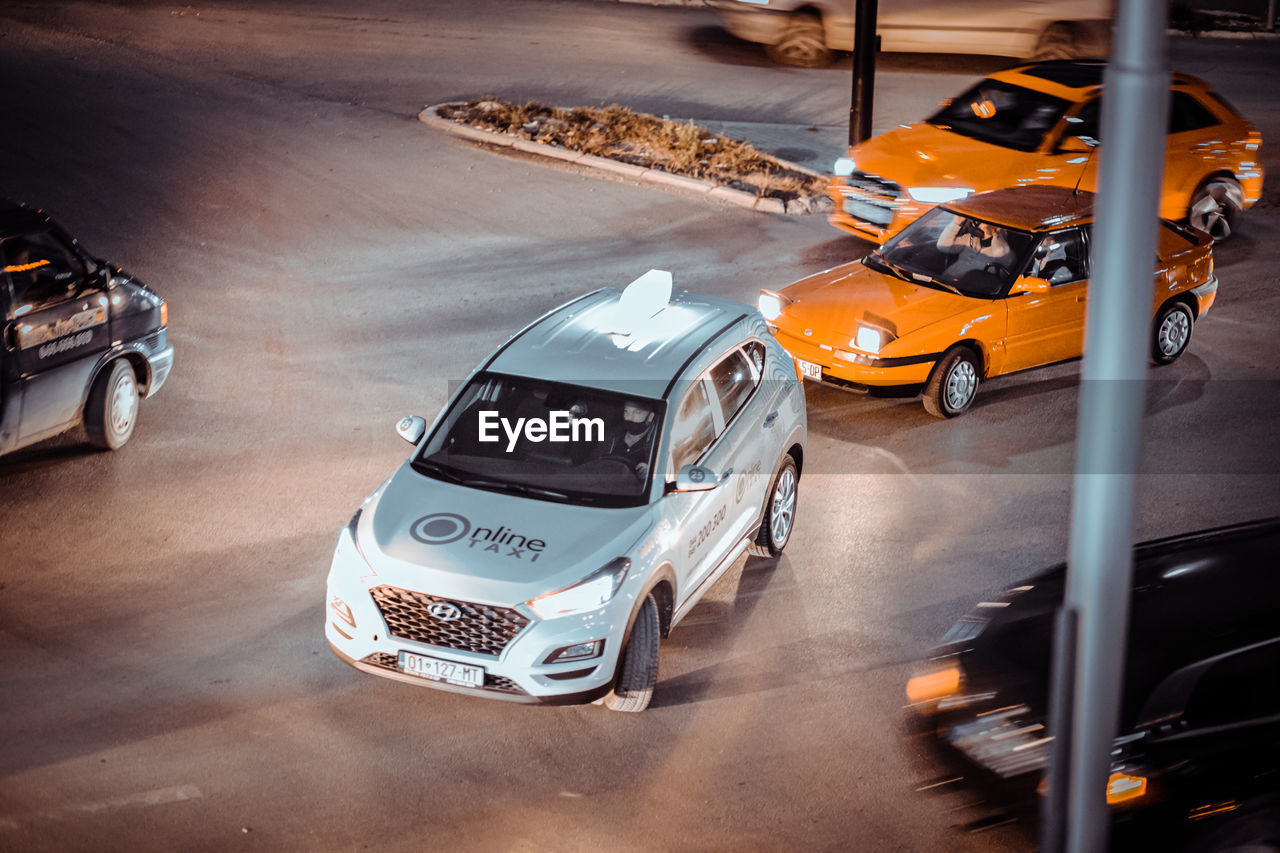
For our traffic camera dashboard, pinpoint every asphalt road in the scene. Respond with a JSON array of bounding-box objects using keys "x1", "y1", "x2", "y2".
[{"x1": 0, "y1": 2, "x2": 1277, "y2": 851}]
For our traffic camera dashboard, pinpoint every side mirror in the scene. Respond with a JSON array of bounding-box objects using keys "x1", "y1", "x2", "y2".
[
  {"x1": 396, "y1": 415, "x2": 427, "y2": 445},
  {"x1": 1011, "y1": 276, "x2": 1052, "y2": 295},
  {"x1": 1057, "y1": 135, "x2": 1096, "y2": 154},
  {"x1": 671, "y1": 464, "x2": 720, "y2": 493}
]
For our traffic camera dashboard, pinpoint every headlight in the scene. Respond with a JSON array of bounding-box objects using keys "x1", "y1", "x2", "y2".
[
  {"x1": 833, "y1": 157, "x2": 856, "y2": 176},
  {"x1": 528, "y1": 557, "x2": 631, "y2": 619},
  {"x1": 906, "y1": 186, "x2": 973, "y2": 203},
  {"x1": 758, "y1": 290, "x2": 792, "y2": 321},
  {"x1": 853, "y1": 325, "x2": 893, "y2": 354}
]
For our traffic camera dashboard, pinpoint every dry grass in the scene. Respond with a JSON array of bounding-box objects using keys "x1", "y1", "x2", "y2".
[{"x1": 438, "y1": 98, "x2": 824, "y2": 201}]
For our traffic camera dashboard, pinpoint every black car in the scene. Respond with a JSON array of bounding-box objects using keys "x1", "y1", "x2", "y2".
[
  {"x1": 907, "y1": 519, "x2": 1280, "y2": 851},
  {"x1": 0, "y1": 200, "x2": 172, "y2": 454}
]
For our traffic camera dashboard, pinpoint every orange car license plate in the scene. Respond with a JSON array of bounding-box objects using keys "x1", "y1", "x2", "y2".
[{"x1": 797, "y1": 359, "x2": 822, "y2": 381}]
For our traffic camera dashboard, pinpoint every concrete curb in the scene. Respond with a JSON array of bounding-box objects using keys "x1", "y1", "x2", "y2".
[{"x1": 418, "y1": 103, "x2": 834, "y2": 216}]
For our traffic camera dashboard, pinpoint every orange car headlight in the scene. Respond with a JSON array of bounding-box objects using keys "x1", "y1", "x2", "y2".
[{"x1": 906, "y1": 664, "x2": 962, "y2": 704}]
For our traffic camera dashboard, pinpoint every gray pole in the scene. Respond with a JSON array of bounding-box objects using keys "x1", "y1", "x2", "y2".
[{"x1": 1059, "y1": 0, "x2": 1169, "y2": 851}]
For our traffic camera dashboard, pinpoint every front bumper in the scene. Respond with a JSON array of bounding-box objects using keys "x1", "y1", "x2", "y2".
[
  {"x1": 827, "y1": 176, "x2": 927, "y2": 244},
  {"x1": 774, "y1": 327, "x2": 939, "y2": 390},
  {"x1": 325, "y1": 536, "x2": 629, "y2": 705},
  {"x1": 146, "y1": 340, "x2": 174, "y2": 397}
]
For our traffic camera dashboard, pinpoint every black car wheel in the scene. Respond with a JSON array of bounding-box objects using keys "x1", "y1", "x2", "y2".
[
  {"x1": 85, "y1": 359, "x2": 139, "y2": 450},
  {"x1": 1152, "y1": 301, "x2": 1194, "y2": 365},
  {"x1": 603, "y1": 593, "x2": 659, "y2": 713},
  {"x1": 923, "y1": 347, "x2": 980, "y2": 419},
  {"x1": 749, "y1": 455, "x2": 798, "y2": 558}
]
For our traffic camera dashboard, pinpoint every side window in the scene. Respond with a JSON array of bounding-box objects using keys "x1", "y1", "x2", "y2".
[
  {"x1": 1062, "y1": 98, "x2": 1100, "y2": 146},
  {"x1": 1182, "y1": 640, "x2": 1280, "y2": 728},
  {"x1": 669, "y1": 381, "x2": 716, "y2": 473},
  {"x1": 2, "y1": 231, "x2": 87, "y2": 317},
  {"x1": 707, "y1": 348, "x2": 760, "y2": 426},
  {"x1": 1169, "y1": 92, "x2": 1220, "y2": 135},
  {"x1": 1029, "y1": 228, "x2": 1088, "y2": 285}
]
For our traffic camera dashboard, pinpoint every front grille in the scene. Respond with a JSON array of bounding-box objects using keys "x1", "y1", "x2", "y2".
[
  {"x1": 370, "y1": 585, "x2": 530, "y2": 656},
  {"x1": 360, "y1": 652, "x2": 527, "y2": 695},
  {"x1": 948, "y1": 706, "x2": 1049, "y2": 778}
]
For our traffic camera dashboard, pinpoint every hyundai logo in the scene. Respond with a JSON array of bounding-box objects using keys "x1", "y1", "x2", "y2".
[{"x1": 427, "y1": 602, "x2": 463, "y2": 621}]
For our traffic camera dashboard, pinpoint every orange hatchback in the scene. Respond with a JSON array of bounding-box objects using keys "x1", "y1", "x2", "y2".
[
  {"x1": 829, "y1": 61, "x2": 1263, "y2": 244},
  {"x1": 762, "y1": 186, "x2": 1217, "y2": 418}
]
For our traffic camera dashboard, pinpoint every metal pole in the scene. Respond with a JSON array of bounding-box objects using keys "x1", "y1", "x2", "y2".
[
  {"x1": 848, "y1": 0, "x2": 878, "y2": 146},
  {"x1": 1268, "y1": 0, "x2": 1276, "y2": 32},
  {"x1": 1058, "y1": 0, "x2": 1169, "y2": 850}
]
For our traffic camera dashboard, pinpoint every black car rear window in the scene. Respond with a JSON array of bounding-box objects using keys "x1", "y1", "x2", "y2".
[{"x1": 928, "y1": 80, "x2": 1072, "y2": 152}]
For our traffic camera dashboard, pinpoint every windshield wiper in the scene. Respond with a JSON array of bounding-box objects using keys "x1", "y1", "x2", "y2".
[
  {"x1": 412, "y1": 458, "x2": 467, "y2": 483},
  {"x1": 867, "y1": 252, "x2": 959, "y2": 294},
  {"x1": 461, "y1": 478, "x2": 570, "y2": 501},
  {"x1": 864, "y1": 252, "x2": 913, "y2": 283}
]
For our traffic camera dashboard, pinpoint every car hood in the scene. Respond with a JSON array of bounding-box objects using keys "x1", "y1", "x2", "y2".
[
  {"x1": 848, "y1": 123, "x2": 1017, "y2": 187},
  {"x1": 359, "y1": 461, "x2": 651, "y2": 601},
  {"x1": 776, "y1": 261, "x2": 977, "y2": 342}
]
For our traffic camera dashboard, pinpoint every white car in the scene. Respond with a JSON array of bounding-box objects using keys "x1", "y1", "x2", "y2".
[
  {"x1": 710, "y1": 0, "x2": 1112, "y2": 68},
  {"x1": 325, "y1": 271, "x2": 807, "y2": 712}
]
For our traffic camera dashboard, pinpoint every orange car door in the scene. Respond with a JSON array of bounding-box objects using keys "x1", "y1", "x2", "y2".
[{"x1": 1002, "y1": 228, "x2": 1090, "y2": 372}]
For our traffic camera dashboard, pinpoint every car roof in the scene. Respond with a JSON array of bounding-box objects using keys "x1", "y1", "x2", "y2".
[
  {"x1": 945, "y1": 185, "x2": 1095, "y2": 230},
  {"x1": 485, "y1": 278, "x2": 754, "y2": 399},
  {"x1": 989, "y1": 60, "x2": 1211, "y2": 101}
]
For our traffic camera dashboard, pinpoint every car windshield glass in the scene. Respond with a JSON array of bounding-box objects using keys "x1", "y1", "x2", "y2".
[
  {"x1": 928, "y1": 80, "x2": 1072, "y2": 152},
  {"x1": 878, "y1": 207, "x2": 1036, "y2": 298},
  {"x1": 414, "y1": 372, "x2": 664, "y2": 508}
]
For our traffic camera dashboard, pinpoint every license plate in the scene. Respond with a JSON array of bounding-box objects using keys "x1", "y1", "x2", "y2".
[
  {"x1": 797, "y1": 359, "x2": 823, "y2": 381},
  {"x1": 397, "y1": 650, "x2": 485, "y2": 688}
]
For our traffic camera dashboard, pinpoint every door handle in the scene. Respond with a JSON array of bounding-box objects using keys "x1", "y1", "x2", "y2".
[
  {"x1": 762, "y1": 410, "x2": 779, "y2": 428},
  {"x1": 720, "y1": 468, "x2": 734, "y2": 482}
]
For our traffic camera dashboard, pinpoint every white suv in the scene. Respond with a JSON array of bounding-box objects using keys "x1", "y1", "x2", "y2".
[{"x1": 325, "y1": 271, "x2": 807, "y2": 712}]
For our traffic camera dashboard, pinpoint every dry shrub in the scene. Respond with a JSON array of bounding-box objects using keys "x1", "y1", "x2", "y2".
[{"x1": 440, "y1": 98, "x2": 825, "y2": 200}]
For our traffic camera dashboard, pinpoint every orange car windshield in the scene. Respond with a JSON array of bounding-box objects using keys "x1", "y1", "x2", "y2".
[
  {"x1": 876, "y1": 208, "x2": 1036, "y2": 299},
  {"x1": 928, "y1": 80, "x2": 1071, "y2": 153}
]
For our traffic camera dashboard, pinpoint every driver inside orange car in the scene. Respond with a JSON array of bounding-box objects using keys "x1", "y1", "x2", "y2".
[{"x1": 936, "y1": 217, "x2": 1014, "y2": 280}]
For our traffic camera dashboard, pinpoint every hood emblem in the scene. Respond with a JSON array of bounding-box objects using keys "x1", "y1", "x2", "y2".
[
  {"x1": 804, "y1": 329, "x2": 813, "y2": 336},
  {"x1": 427, "y1": 602, "x2": 463, "y2": 621}
]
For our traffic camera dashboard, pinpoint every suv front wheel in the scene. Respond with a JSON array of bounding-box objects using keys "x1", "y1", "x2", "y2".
[
  {"x1": 603, "y1": 593, "x2": 660, "y2": 712},
  {"x1": 749, "y1": 455, "x2": 798, "y2": 558}
]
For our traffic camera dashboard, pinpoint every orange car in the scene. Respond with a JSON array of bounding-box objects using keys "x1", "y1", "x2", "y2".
[
  {"x1": 761, "y1": 186, "x2": 1216, "y2": 418},
  {"x1": 829, "y1": 61, "x2": 1263, "y2": 244}
]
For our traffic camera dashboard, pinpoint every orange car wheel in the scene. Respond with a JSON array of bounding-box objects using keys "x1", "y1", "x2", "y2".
[
  {"x1": 923, "y1": 347, "x2": 980, "y2": 419},
  {"x1": 1152, "y1": 301, "x2": 1195, "y2": 365},
  {"x1": 1188, "y1": 176, "x2": 1243, "y2": 242}
]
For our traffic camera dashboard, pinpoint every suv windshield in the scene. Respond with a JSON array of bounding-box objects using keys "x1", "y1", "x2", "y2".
[
  {"x1": 928, "y1": 79, "x2": 1072, "y2": 152},
  {"x1": 876, "y1": 207, "x2": 1036, "y2": 298},
  {"x1": 414, "y1": 372, "x2": 664, "y2": 508}
]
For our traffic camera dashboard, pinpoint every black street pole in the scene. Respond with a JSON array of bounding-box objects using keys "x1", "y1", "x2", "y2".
[{"x1": 849, "y1": 0, "x2": 878, "y2": 146}]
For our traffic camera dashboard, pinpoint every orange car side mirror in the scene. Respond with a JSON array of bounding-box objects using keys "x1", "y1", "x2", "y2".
[{"x1": 1011, "y1": 276, "x2": 1052, "y2": 295}]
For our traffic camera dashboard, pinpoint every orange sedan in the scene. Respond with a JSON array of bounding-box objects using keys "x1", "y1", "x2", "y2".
[
  {"x1": 829, "y1": 61, "x2": 1263, "y2": 244},
  {"x1": 762, "y1": 186, "x2": 1216, "y2": 418}
]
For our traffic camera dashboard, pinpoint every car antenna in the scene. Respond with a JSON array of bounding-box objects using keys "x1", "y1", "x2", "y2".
[{"x1": 1072, "y1": 141, "x2": 1098, "y2": 196}]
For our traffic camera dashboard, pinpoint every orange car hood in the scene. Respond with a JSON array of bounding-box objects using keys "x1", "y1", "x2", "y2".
[
  {"x1": 778, "y1": 262, "x2": 977, "y2": 342},
  {"x1": 850, "y1": 123, "x2": 1015, "y2": 186}
]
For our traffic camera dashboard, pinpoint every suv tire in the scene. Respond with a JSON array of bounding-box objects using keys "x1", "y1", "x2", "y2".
[
  {"x1": 603, "y1": 593, "x2": 659, "y2": 712},
  {"x1": 749, "y1": 455, "x2": 798, "y2": 558}
]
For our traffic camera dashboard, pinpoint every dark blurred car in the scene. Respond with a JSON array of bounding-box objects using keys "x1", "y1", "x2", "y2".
[
  {"x1": 1, "y1": 200, "x2": 172, "y2": 454},
  {"x1": 907, "y1": 519, "x2": 1280, "y2": 851}
]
